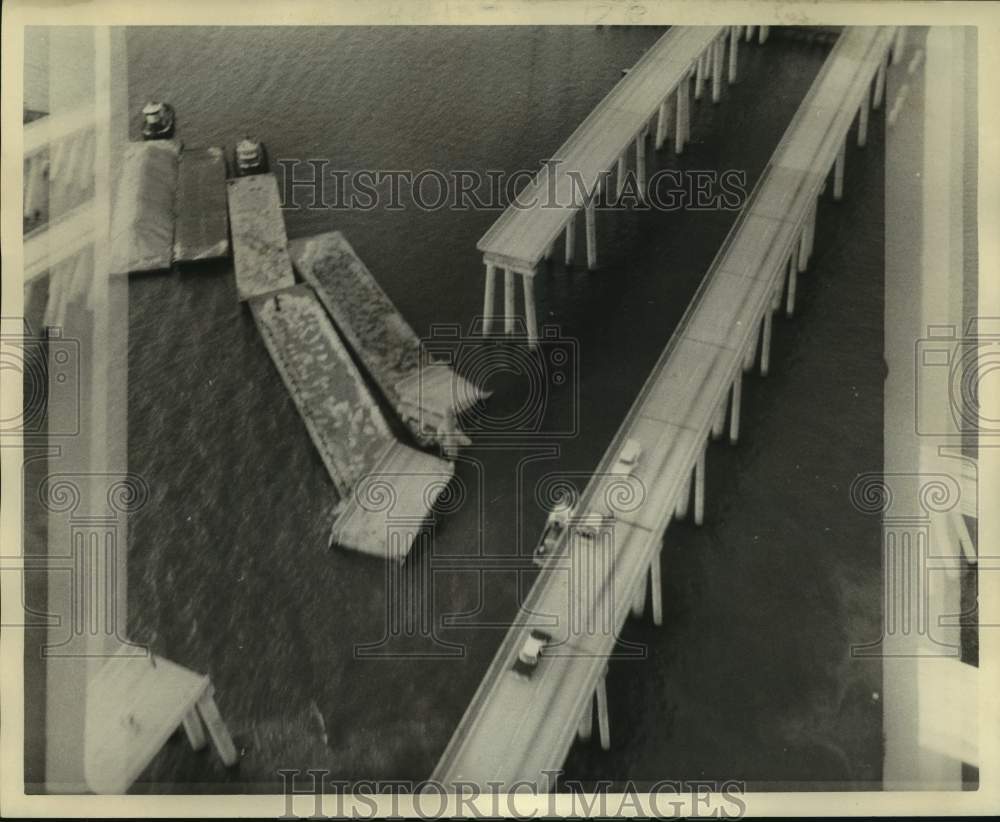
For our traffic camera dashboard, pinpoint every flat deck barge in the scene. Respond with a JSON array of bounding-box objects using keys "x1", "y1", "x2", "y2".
[
  {"x1": 227, "y1": 173, "x2": 295, "y2": 300},
  {"x1": 290, "y1": 231, "x2": 485, "y2": 456},
  {"x1": 174, "y1": 146, "x2": 229, "y2": 263},
  {"x1": 250, "y1": 284, "x2": 393, "y2": 497},
  {"x1": 109, "y1": 139, "x2": 179, "y2": 274}
]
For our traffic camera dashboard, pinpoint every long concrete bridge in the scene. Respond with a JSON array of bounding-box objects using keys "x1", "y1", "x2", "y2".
[
  {"x1": 478, "y1": 25, "x2": 770, "y2": 347},
  {"x1": 433, "y1": 25, "x2": 903, "y2": 791}
]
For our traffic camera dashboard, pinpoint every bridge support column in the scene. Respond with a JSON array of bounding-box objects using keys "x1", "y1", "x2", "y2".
[
  {"x1": 891, "y1": 26, "x2": 906, "y2": 65},
  {"x1": 596, "y1": 671, "x2": 611, "y2": 750},
  {"x1": 798, "y1": 201, "x2": 816, "y2": 272},
  {"x1": 712, "y1": 37, "x2": 724, "y2": 103},
  {"x1": 857, "y1": 87, "x2": 870, "y2": 147},
  {"x1": 655, "y1": 98, "x2": 671, "y2": 150},
  {"x1": 759, "y1": 25, "x2": 770, "y2": 44},
  {"x1": 635, "y1": 133, "x2": 647, "y2": 200},
  {"x1": 544, "y1": 239, "x2": 554, "y2": 261},
  {"x1": 675, "y1": 475, "x2": 690, "y2": 519},
  {"x1": 873, "y1": 59, "x2": 887, "y2": 109},
  {"x1": 743, "y1": 322, "x2": 758, "y2": 372},
  {"x1": 585, "y1": 197, "x2": 598, "y2": 270},
  {"x1": 522, "y1": 273, "x2": 538, "y2": 347},
  {"x1": 745, "y1": 25, "x2": 755, "y2": 43},
  {"x1": 482, "y1": 263, "x2": 496, "y2": 334},
  {"x1": 565, "y1": 212, "x2": 576, "y2": 266},
  {"x1": 770, "y1": 273, "x2": 783, "y2": 313},
  {"x1": 650, "y1": 550, "x2": 663, "y2": 626},
  {"x1": 786, "y1": 243, "x2": 799, "y2": 317},
  {"x1": 631, "y1": 577, "x2": 645, "y2": 618},
  {"x1": 695, "y1": 53, "x2": 705, "y2": 100},
  {"x1": 711, "y1": 399, "x2": 726, "y2": 439},
  {"x1": 577, "y1": 699, "x2": 592, "y2": 741},
  {"x1": 729, "y1": 372, "x2": 742, "y2": 444},
  {"x1": 834, "y1": 141, "x2": 846, "y2": 200},
  {"x1": 694, "y1": 446, "x2": 706, "y2": 525},
  {"x1": 685, "y1": 75, "x2": 693, "y2": 141},
  {"x1": 503, "y1": 269, "x2": 515, "y2": 335},
  {"x1": 760, "y1": 310, "x2": 773, "y2": 377},
  {"x1": 675, "y1": 74, "x2": 690, "y2": 153},
  {"x1": 806, "y1": 200, "x2": 817, "y2": 260},
  {"x1": 728, "y1": 26, "x2": 739, "y2": 83}
]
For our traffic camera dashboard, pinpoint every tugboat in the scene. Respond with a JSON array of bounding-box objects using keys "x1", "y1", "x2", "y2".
[
  {"x1": 234, "y1": 137, "x2": 268, "y2": 176},
  {"x1": 140, "y1": 101, "x2": 175, "y2": 140}
]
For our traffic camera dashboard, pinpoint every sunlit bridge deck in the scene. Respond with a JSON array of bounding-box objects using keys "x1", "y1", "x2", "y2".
[{"x1": 477, "y1": 25, "x2": 763, "y2": 346}]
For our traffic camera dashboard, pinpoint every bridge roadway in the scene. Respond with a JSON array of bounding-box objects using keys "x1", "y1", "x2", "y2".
[{"x1": 431, "y1": 25, "x2": 900, "y2": 791}]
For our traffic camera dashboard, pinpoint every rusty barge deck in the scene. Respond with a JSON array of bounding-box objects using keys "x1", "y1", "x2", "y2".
[{"x1": 289, "y1": 231, "x2": 485, "y2": 456}]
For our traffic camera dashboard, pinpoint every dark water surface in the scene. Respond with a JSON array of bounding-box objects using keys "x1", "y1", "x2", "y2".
[{"x1": 119, "y1": 27, "x2": 884, "y2": 790}]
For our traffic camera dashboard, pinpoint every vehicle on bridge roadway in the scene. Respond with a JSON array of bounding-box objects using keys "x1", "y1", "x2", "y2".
[{"x1": 513, "y1": 629, "x2": 552, "y2": 678}]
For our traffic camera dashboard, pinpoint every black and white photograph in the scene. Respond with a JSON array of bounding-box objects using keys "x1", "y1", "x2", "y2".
[{"x1": 1, "y1": 1, "x2": 998, "y2": 816}]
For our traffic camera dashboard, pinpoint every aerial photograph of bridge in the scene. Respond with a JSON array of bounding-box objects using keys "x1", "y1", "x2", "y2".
[{"x1": 5, "y1": 3, "x2": 996, "y2": 817}]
